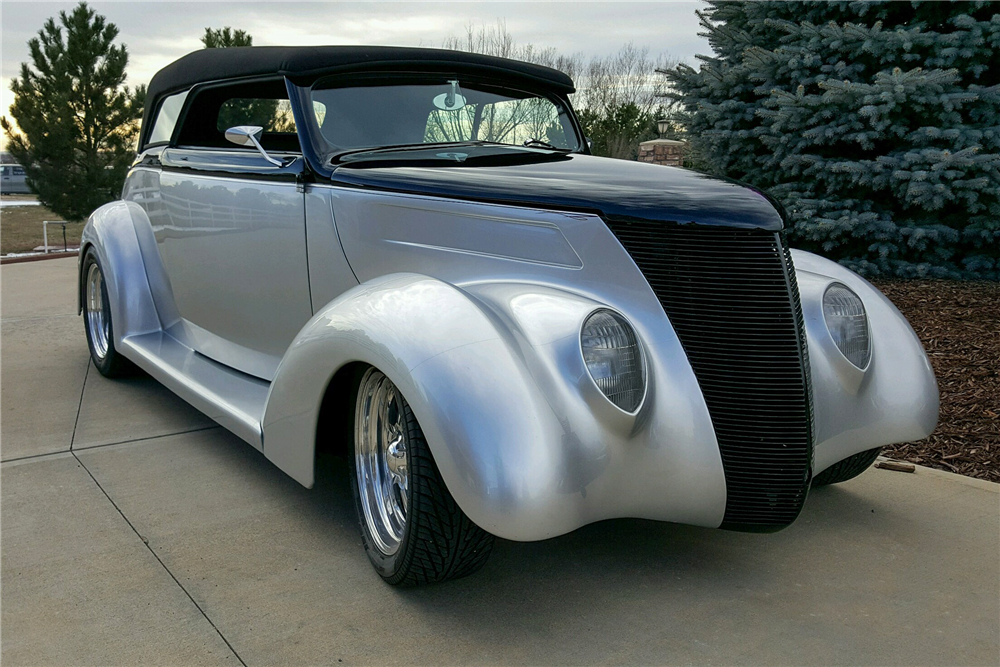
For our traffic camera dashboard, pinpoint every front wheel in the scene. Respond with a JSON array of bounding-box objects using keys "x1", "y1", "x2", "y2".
[
  {"x1": 349, "y1": 367, "x2": 494, "y2": 586},
  {"x1": 813, "y1": 447, "x2": 882, "y2": 486}
]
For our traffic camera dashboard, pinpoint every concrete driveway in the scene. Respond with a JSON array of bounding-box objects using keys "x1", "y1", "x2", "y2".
[{"x1": 2, "y1": 256, "x2": 998, "y2": 666}]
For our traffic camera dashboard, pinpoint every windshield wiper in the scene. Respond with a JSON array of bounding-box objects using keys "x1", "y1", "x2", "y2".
[
  {"x1": 329, "y1": 141, "x2": 495, "y2": 164},
  {"x1": 329, "y1": 139, "x2": 572, "y2": 165},
  {"x1": 522, "y1": 138, "x2": 570, "y2": 151}
]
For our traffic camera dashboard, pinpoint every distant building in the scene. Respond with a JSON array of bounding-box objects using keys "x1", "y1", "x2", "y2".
[{"x1": 638, "y1": 139, "x2": 687, "y2": 167}]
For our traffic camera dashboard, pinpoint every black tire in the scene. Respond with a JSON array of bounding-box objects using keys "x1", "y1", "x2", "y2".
[
  {"x1": 349, "y1": 367, "x2": 494, "y2": 586},
  {"x1": 813, "y1": 447, "x2": 882, "y2": 486},
  {"x1": 81, "y1": 248, "x2": 134, "y2": 378}
]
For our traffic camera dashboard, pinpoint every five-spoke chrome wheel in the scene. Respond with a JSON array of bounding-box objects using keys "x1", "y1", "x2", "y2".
[
  {"x1": 350, "y1": 364, "x2": 495, "y2": 585},
  {"x1": 85, "y1": 262, "x2": 110, "y2": 361},
  {"x1": 354, "y1": 368, "x2": 410, "y2": 556}
]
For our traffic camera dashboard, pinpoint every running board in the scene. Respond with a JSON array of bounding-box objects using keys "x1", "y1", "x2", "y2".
[{"x1": 120, "y1": 331, "x2": 269, "y2": 449}]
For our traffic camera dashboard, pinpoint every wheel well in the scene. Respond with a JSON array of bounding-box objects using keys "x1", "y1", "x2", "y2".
[
  {"x1": 78, "y1": 242, "x2": 94, "y2": 314},
  {"x1": 315, "y1": 362, "x2": 367, "y2": 462}
]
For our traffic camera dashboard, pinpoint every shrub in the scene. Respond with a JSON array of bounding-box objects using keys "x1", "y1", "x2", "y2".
[{"x1": 668, "y1": 1, "x2": 1000, "y2": 278}]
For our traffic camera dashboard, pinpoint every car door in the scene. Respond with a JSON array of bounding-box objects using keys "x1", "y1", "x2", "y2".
[{"x1": 126, "y1": 79, "x2": 312, "y2": 380}]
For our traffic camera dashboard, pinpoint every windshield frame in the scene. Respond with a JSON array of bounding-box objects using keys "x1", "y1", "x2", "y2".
[{"x1": 291, "y1": 71, "x2": 585, "y2": 167}]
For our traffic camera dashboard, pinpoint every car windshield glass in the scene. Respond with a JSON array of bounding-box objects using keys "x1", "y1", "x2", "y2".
[{"x1": 307, "y1": 77, "x2": 581, "y2": 159}]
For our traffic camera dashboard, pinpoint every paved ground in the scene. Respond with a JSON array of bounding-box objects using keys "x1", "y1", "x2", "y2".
[{"x1": 2, "y1": 257, "x2": 999, "y2": 666}]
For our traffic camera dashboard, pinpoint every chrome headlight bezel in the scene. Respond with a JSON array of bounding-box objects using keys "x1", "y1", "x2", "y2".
[
  {"x1": 822, "y1": 282, "x2": 872, "y2": 371},
  {"x1": 580, "y1": 308, "x2": 647, "y2": 414}
]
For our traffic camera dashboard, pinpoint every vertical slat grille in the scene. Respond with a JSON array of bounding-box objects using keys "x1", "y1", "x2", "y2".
[{"x1": 604, "y1": 220, "x2": 813, "y2": 531}]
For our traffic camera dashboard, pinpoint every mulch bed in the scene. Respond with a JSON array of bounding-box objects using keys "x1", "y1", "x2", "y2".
[{"x1": 871, "y1": 280, "x2": 999, "y2": 483}]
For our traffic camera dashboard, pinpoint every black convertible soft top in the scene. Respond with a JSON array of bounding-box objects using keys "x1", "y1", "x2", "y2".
[{"x1": 142, "y1": 45, "x2": 576, "y2": 144}]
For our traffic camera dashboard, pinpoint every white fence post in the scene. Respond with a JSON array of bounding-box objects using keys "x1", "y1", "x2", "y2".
[{"x1": 42, "y1": 221, "x2": 69, "y2": 254}]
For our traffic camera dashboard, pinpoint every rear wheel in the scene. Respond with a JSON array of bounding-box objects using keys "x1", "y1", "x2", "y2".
[
  {"x1": 349, "y1": 367, "x2": 494, "y2": 586},
  {"x1": 813, "y1": 447, "x2": 882, "y2": 486},
  {"x1": 82, "y1": 249, "x2": 133, "y2": 378}
]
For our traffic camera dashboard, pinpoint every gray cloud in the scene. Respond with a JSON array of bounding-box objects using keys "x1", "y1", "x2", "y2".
[{"x1": 2, "y1": 1, "x2": 709, "y2": 140}]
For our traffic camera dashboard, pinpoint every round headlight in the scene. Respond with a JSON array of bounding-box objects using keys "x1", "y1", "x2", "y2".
[
  {"x1": 581, "y1": 309, "x2": 645, "y2": 412},
  {"x1": 822, "y1": 283, "x2": 871, "y2": 369}
]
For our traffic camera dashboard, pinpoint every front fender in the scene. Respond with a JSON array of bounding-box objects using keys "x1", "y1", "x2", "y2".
[
  {"x1": 261, "y1": 274, "x2": 565, "y2": 539},
  {"x1": 792, "y1": 250, "x2": 939, "y2": 473},
  {"x1": 262, "y1": 273, "x2": 729, "y2": 541}
]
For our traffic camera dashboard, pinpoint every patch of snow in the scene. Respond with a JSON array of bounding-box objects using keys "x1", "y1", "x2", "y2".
[{"x1": 2, "y1": 249, "x2": 77, "y2": 259}]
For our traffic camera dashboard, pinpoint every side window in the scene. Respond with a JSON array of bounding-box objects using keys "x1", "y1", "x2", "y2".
[
  {"x1": 216, "y1": 99, "x2": 296, "y2": 134},
  {"x1": 147, "y1": 90, "x2": 189, "y2": 146},
  {"x1": 174, "y1": 79, "x2": 301, "y2": 153}
]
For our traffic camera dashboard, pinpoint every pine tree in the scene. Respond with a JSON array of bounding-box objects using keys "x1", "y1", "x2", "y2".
[
  {"x1": 578, "y1": 104, "x2": 663, "y2": 159},
  {"x1": 668, "y1": 1, "x2": 1000, "y2": 279},
  {"x1": 1, "y1": 2, "x2": 143, "y2": 221},
  {"x1": 201, "y1": 27, "x2": 253, "y2": 49}
]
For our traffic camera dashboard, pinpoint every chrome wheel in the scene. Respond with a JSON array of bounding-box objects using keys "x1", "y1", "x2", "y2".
[
  {"x1": 355, "y1": 369, "x2": 410, "y2": 556},
  {"x1": 85, "y1": 262, "x2": 110, "y2": 361}
]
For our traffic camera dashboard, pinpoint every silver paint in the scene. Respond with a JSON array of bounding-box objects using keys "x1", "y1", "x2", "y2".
[
  {"x1": 126, "y1": 165, "x2": 312, "y2": 379},
  {"x1": 80, "y1": 198, "x2": 270, "y2": 450},
  {"x1": 83, "y1": 171, "x2": 938, "y2": 542},
  {"x1": 79, "y1": 200, "x2": 162, "y2": 341},
  {"x1": 262, "y1": 272, "x2": 731, "y2": 540},
  {"x1": 303, "y1": 188, "x2": 359, "y2": 312},
  {"x1": 791, "y1": 250, "x2": 939, "y2": 474},
  {"x1": 122, "y1": 331, "x2": 268, "y2": 449}
]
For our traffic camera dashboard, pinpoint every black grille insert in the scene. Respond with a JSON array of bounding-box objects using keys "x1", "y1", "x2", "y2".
[{"x1": 604, "y1": 220, "x2": 813, "y2": 531}]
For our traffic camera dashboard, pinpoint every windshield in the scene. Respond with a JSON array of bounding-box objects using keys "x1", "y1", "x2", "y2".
[{"x1": 305, "y1": 76, "x2": 582, "y2": 159}]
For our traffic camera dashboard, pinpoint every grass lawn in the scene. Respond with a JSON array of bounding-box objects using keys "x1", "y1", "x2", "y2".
[{"x1": 0, "y1": 197, "x2": 82, "y2": 254}]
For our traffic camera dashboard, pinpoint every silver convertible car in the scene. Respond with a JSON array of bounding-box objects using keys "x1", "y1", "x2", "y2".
[{"x1": 79, "y1": 46, "x2": 938, "y2": 586}]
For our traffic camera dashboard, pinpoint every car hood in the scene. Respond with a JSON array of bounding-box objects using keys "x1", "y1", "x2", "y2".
[{"x1": 328, "y1": 152, "x2": 783, "y2": 230}]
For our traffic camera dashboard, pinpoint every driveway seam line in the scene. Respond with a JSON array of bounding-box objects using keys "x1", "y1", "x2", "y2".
[
  {"x1": 1, "y1": 451, "x2": 76, "y2": 465},
  {"x1": 2, "y1": 426, "x2": 223, "y2": 465},
  {"x1": 70, "y1": 360, "x2": 90, "y2": 452},
  {"x1": 71, "y1": 450, "x2": 249, "y2": 667},
  {"x1": 1, "y1": 313, "x2": 79, "y2": 323},
  {"x1": 73, "y1": 425, "x2": 222, "y2": 452}
]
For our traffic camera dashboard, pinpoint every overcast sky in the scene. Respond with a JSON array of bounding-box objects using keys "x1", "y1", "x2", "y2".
[{"x1": 1, "y1": 1, "x2": 710, "y2": 149}]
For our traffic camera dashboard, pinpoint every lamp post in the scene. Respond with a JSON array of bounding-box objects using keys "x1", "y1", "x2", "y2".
[{"x1": 656, "y1": 118, "x2": 671, "y2": 137}]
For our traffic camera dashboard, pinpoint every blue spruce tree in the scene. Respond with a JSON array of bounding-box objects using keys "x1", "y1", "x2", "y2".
[{"x1": 668, "y1": 1, "x2": 999, "y2": 278}]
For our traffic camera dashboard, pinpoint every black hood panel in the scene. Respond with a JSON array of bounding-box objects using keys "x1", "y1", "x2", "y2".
[{"x1": 329, "y1": 153, "x2": 783, "y2": 230}]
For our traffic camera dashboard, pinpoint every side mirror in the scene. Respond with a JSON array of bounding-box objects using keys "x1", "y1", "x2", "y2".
[
  {"x1": 225, "y1": 125, "x2": 283, "y2": 166},
  {"x1": 585, "y1": 136, "x2": 594, "y2": 154}
]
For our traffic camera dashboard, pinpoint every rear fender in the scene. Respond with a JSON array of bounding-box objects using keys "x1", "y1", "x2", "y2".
[{"x1": 78, "y1": 201, "x2": 161, "y2": 344}]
